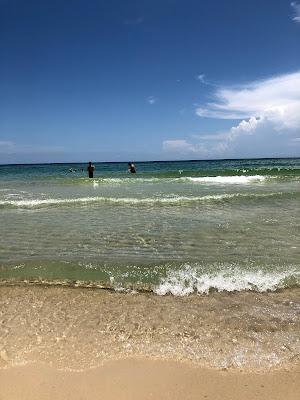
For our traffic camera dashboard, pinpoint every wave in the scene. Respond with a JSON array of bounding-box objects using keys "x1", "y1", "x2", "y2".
[
  {"x1": 181, "y1": 175, "x2": 266, "y2": 184},
  {"x1": 3, "y1": 171, "x2": 299, "y2": 188},
  {"x1": 77, "y1": 174, "x2": 298, "y2": 186},
  {"x1": 1, "y1": 263, "x2": 300, "y2": 295},
  {"x1": 154, "y1": 265, "x2": 300, "y2": 296},
  {"x1": 60, "y1": 166, "x2": 300, "y2": 180},
  {"x1": 0, "y1": 191, "x2": 291, "y2": 209},
  {"x1": 90, "y1": 175, "x2": 268, "y2": 185}
]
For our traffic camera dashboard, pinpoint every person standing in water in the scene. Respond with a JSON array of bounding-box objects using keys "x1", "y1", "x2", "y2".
[
  {"x1": 128, "y1": 162, "x2": 136, "y2": 173},
  {"x1": 87, "y1": 161, "x2": 95, "y2": 178}
]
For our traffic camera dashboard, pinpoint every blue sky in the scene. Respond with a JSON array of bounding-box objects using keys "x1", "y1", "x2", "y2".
[{"x1": 0, "y1": 0, "x2": 300, "y2": 163}]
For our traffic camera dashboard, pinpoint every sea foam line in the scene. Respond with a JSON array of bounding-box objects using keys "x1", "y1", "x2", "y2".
[
  {"x1": 90, "y1": 175, "x2": 267, "y2": 185},
  {"x1": 182, "y1": 175, "x2": 266, "y2": 184},
  {"x1": 0, "y1": 192, "x2": 283, "y2": 208},
  {"x1": 2, "y1": 264, "x2": 299, "y2": 296}
]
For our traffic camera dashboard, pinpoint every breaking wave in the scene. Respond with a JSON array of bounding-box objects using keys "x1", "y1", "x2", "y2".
[
  {"x1": 182, "y1": 175, "x2": 266, "y2": 184},
  {"x1": 0, "y1": 191, "x2": 291, "y2": 209},
  {"x1": 1, "y1": 263, "x2": 300, "y2": 296},
  {"x1": 98, "y1": 175, "x2": 267, "y2": 185},
  {"x1": 154, "y1": 264, "x2": 300, "y2": 296}
]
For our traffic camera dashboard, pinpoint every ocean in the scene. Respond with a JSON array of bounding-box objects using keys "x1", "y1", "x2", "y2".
[
  {"x1": 1, "y1": 158, "x2": 300, "y2": 370},
  {"x1": 0, "y1": 158, "x2": 299, "y2": 294}
]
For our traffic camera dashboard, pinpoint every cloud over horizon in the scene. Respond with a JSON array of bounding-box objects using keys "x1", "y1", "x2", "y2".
[{"x1": 164, "y1": 71, "x2": 300, "y2": 159}]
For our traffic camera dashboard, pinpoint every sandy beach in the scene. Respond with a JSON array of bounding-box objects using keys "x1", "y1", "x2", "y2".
[
  {"x1": 1, "y1": 285, "x2": 300, "y2": 399},
  {"x1": 1, "y1": 0, "x2": 300, "y2": 394},
  {"x1": 1, "y1": 358, "x2": 300, "y2": 400}
]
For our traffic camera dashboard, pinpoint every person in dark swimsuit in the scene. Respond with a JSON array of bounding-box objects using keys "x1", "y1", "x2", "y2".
[
  {"x1": 128, "y1": 162, "x2": 136, "y2": 173},
  {"x1": 87, "y1": 161, "x2": 95, "y2": 178}
]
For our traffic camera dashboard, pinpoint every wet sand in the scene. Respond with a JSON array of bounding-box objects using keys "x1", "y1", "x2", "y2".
[
  {"x1": 0, "y1": 285, "x2": 300, "y2": 399},
  {"x1": 1, "y1": 285, "x2": 300, "y2": 370},
  {"x1": 1, "y1": 359, "x2": 300, "y2": 400}
]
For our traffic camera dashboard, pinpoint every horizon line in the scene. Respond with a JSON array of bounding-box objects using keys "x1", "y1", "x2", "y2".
[{"x1": 0, "y1": 156, "x2": 299, "y2": 167}]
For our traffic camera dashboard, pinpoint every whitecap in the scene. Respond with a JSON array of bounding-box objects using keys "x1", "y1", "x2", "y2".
[
  {"x1": 154, "y1": 264, "x2": 300, "y2": 296},
  {"x1": 183, "y1": 175, "x2": 266, "y2": 184}
]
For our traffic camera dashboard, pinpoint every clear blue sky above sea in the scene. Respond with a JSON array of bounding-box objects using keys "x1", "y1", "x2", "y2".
[{"x1": 0, "y1": 0, "x2": 300, "y2": 163}]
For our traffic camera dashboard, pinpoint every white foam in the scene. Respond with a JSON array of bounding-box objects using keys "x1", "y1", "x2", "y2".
[
  {"x1": 0, "y1": 192, "x2": 281, "y2": 208},
  {"x1": 0, "y1": 197, "x2": 98, "y2": 207},
  {"x1": 91, "y1": 177, "x2": 161, "y2": 185},
  {"x1": 84, "y1": 175, "x2": 267, "y2": 186},
  {"x1": 154, "y1": 264, "x2": 300, "y2": 296},
  {"x1": 183, "y1": 175, "x2": 266, "y2": 184}
]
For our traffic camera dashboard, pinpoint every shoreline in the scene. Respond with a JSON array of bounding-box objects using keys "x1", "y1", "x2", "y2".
[
  {"x1": 1, "y1": 285, "x2": 300, "y2": 371},
  {"x1": 1, "y1": 358, "x2": 300, "y2": 400},
  {"x1": 1, "y1": 284, "x2": 300, "y2": 399},
  {"x1": 2, "y1": 278, "x2": 300, "y2": 295}
]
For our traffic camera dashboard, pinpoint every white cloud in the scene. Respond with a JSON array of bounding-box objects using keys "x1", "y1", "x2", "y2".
[
  {"x1": 196, "y1": 70, "x2": 300, "y2": 138},
  {"x1": 163, "y1": 71, "x2": 300, "y2": 159},
  {"x1": 163, "y1": 139, "x2": 209, "y2": 156},
  {"x1": 196, "y1": 74, "x2": 205, "y2": 83},
  {"x1": 147, "y1": 96, "x2": 157, "y2": 105},
  {"x1": 291, "y1": 2, "x2": 300, "y2": 22},
  {"x1": 191, "y1": 132, "x2": 230, "y2": 141},
  {"x1": 196, "y1": 71, "x2": 300, "y2": 125},
  {"x1": 163, "y1": 139, "x2": 193, "y2": 152},
  {"x1": 163, "y1": 138, "x2": 230, "y2": 158}
]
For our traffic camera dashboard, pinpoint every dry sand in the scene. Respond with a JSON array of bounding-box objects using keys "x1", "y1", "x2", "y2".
[{"x1": 1, "y1": 358, "x2": 300, "y2": 400}]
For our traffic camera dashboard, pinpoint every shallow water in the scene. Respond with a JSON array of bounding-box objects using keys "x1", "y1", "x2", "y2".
[
  {"x1": 0, "y1": 158, "x2": 300, "y2": 294},
  {"x1": 1, "y1": 286, "x2": 300, "y2": 370}
]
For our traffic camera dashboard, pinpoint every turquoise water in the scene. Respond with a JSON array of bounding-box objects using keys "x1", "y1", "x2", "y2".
[{"x1": 0, "y1": 158, "x2": 299, "y2": 294}]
